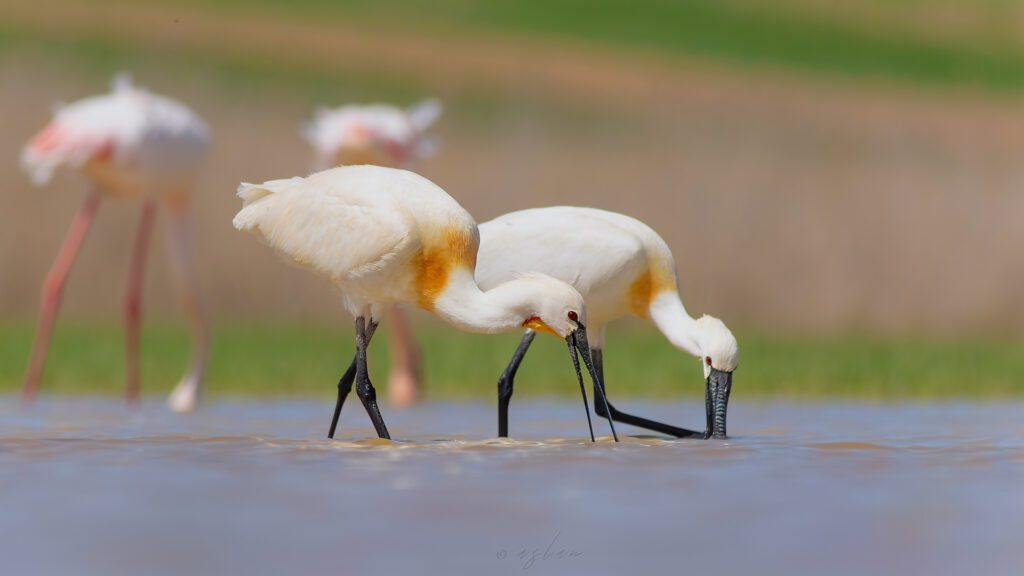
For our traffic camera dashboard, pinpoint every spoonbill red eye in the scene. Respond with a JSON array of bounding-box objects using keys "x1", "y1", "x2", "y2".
[
  {"x1": 706, "y1": 356, "x2": 713, "y2": 366},
  {"x1": 568, "y1": 311, "x2": 578, "y2": 322}
]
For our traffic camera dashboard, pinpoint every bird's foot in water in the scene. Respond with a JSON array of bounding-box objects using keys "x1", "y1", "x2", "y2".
[
  {"x1": 167, "y1": 375, "x2": 202, "y2": 413},
  {"x1": 387, "y1": 370, "x2": 420, "y2": 408}
]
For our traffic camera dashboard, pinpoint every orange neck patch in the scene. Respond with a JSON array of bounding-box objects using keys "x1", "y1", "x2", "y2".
[
  {"x1": 628, "y1": 266, "x2": 675, "y2": 319},
  {"x1": 628, "y1": 270, "x2": 654, "y2": 318},
  {"x1": 414, "y1": 224, "x2": 477, "y2": 311}
]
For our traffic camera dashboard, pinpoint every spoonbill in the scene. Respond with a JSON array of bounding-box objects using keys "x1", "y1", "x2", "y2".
[
  {"x1": 232, "y1": 165, "x2": 617, "y2": 441},
  {"x1": 304, "y1": 99, "x2": 443, "y2": 408},
  {"x1": 19, "y1": 74, "x2": 210, "y2": 412},
  {"x1": 475, "y1": 207, "x2": 739, "y2": 438}
]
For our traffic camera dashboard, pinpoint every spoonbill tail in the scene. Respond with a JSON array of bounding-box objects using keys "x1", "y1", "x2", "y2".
[
  {"x1": 476, "y1": 207, "x2": 739, "y2": 438},
  {"x1": 232, "y1": 166, "x2": 617, "y2": 441},
  {"x1": 20, "y1": 74, "x2": 209, "y2": 412},
  {"x1": 304, "y1": 99, "x2": 443, "y2": 408}
]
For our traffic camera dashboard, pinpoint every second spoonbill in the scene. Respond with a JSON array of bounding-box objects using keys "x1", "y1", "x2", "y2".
[{"x1": 476, "y1": 206, "x2": 738, "y2": 438}]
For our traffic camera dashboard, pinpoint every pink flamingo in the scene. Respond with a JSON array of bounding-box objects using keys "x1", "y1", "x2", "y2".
[{"x1": 20, "y1": 74, "x2": 210, "y2": 412}]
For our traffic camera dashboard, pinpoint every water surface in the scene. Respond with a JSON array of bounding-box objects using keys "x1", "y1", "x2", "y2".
[{"x1": 1, "y1": 398, "x2": 1021, "y2": 575}]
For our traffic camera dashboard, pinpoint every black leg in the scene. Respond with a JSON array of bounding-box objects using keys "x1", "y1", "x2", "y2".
[
  {"x1": 327, "y1": 359, "x2": 356, "y2": 439},
  {"x1": 591, "y1": 348, "x2": 702, "y2": 439},
  {"x1": 327, "y1": 320, "x2": 377, "y2": 439},
  {"x1": 497, "y1": 331, "x2": 536, "y2": 438},
  {"x1": 354, "y1": 316, "x2": 390, "y2": 439}
]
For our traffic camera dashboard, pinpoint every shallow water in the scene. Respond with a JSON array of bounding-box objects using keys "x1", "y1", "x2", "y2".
[{"x1": 1, "y1": 398, "x2": 1022, "y2": 575}]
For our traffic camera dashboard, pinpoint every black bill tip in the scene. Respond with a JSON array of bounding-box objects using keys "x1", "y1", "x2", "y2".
[
  {"x1": 566, "y1": 331, "x2": 596, "y2": 442},
  {"x1": 705, "y1": 368, "x2": 733, "y2": 439},
  {"x1": 570, "y1": 326, "x2": 619, "y2": 442}
]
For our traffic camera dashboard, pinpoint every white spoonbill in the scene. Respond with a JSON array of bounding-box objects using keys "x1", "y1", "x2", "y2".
[
  {"x1": 475, "y1": 206, "x2": 739, "y2": 438},
  {"x1": 20, "y1": 74, "x2": 210, "y2": 412},
  {"x1": 232, "y1": 165, "x2": 617, "y2": 441},
  {"x1": 303, "y1": 99, "x2": 443, "y2": 408}
]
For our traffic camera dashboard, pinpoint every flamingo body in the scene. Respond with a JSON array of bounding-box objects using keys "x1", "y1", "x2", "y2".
[
  {"x1": 304, "y1": 100, "x2": 441, "y2": 170},
  {"x1": 23, "y1": 74, "x2": 208, "y2": 201}
]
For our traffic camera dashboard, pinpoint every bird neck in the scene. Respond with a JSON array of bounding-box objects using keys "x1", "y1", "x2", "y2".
[
  {"x1": 649, "y1": 291, "x2": 703, "y2": 358},
  {"x1": 431, "y1": 269, "x2": 534, "y2": 334}
]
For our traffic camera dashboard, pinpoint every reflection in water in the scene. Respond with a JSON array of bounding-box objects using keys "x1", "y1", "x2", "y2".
[{"x1": 1, "y1": 398, "x2": 1022, "y2": 576}]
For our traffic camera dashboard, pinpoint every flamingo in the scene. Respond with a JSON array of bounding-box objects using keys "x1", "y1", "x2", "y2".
[
  {"x1": 20, "y1": 74, "x2": 210, "y2": 412},
  {"x1": 232, "y1": 165, "x2": 618, "y2": 441},
  {"x1": 304, "y1": 99, "x2": 442, "y2": 170},
  {"x1": 303, "y1": 99, "x2": 443, "y2": 408},
  {"x1": 475, "y1": 207, "x2": 739, "y2": 438}
]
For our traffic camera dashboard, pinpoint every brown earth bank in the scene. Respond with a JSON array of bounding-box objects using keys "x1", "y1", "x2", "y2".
[{"x1": 1, "y1": 0, "x2": 1023, "y2": 336}]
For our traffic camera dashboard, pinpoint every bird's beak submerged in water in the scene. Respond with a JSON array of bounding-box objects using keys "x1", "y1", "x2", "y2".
[
  {"x1": 704, "y1": 368, "x2": 733, "y2": 439},
  {"x1": 566, "y1": 324, "x2": 619, "y2": 442}
]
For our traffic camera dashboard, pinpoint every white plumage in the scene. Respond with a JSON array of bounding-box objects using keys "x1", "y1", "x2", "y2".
[
  {"x1": 233, "y1": 166, "x2": 581, "y2": 331},
  {"x1": 303, "y1": 100, "x2": 442, "y2": 170},
  {"x1": 20, "y1": 74, "x2": 210, "y2": 413},
  {"x1": 235, "y1": 167, "x2": 458, "y2": 314},
  {"x1": 477, "y1": 207, "x2": 738, "y2": 366}
]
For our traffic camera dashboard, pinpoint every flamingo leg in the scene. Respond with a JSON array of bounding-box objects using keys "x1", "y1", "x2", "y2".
[
  {"x1": 590, "y1": 348, "x2": 702, "y2": 438},
  {"x1": 123, "y1": 200, "x2": 157, "y2": 407},
  {"x1": 354, "y1": 316, "x2": 390, "y2": 439},
  {"x1": 386, "y1": 307, "x2": 422, "y2": 407},
  {"x1": 496, "y1": 331, "x2": 536, "y2": 438},
  {"x1": 21, "y1": 188, "x2": 102, "y2": 404},
  {"x1": 327, "y1": 319, "x2": 377, "y2": 439},
  {"x1": 164, "y1": 206, "x2": 209, "y2": 412}
]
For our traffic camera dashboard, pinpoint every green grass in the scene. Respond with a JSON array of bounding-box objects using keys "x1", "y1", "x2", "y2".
[
  {"x1": 5, "y1": 0, "x2": 1024, "y2": 99},
  {"x1": 159, "y1": 0, "x2": 1024, "y2": 92},
  {"x1": 1, "y1": 322, "x2": 1021, "y2": 400}
]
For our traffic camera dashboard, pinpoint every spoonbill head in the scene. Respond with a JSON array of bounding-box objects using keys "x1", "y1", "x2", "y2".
[
  {"x1": 694, "y1": 314, "x2": 738, "y2": 438},
  {"x1": 232, "y1": 166, "x2": 616, "y2": 441}
]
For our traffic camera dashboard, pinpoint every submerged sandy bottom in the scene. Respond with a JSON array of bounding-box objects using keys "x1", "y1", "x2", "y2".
[{"x1": 1, "y1": 398, "x2": 1021, "y2": 575}]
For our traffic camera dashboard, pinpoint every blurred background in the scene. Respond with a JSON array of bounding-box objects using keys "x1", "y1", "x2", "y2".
[{"x1": 1, "y1": 0, "x2": 1022, "y2": 400}]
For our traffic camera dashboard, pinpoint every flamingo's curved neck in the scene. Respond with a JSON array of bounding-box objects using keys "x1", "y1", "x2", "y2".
[{"x1": 649, "y1": 292, "x2": 702, "y2": 358}]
